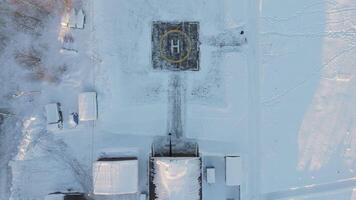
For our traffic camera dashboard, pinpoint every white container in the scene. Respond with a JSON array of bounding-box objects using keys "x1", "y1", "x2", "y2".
[
  {"x1": 206, "y1": 167, "x2": 216, "y2": 184},
  {"x1": 140, "y1": 193, "x2": 147, "y2": 200},
  {"x1": 45, "y1": 103, "x2": 60, "y2": 124}
]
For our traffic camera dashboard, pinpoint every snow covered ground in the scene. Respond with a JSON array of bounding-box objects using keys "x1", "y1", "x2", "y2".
[
  {"x1": 0, "y1": 0, "x2": 355, "y2": 199},
  {"x1": 92, "y1": 0, "x2": 251, "y2": 199},
  {"x1": 92, "y1": 0, "x2": 249, "y2": 142},
  {"x1": 260, "y1": 0, "x2": 356, "y2": 199}
]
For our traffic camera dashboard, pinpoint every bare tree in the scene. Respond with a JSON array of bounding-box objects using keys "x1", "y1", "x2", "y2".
[
  {"x1": 0, "y1": 2, "x2": 11, "y2": 54},
  {"x1": 0, "y1": 35, "x2": 8, "y2": 54},
  {"x1": 12, "y1": 11, "x2": 43, "y2": 35},
  {"x1": 9, "y1": 0, "x2": 63, "y2": 35},
  {"x1": 14, "y1": 48, "x2": 42, "y2": 71},
  {"x1": 14, "y1": 48, "x2": 60, "y2": 83},
  {"x1": 10, "y1": 0, "x2": 54, "y2": 18}
]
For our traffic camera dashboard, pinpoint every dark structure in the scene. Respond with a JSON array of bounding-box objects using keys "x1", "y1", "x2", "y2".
[
  {"x1": 97, "y1": 157, "x2": 137, "y2": 161},
  {"x1": 47, "y1": 192, "x2": 86, "y2": 200},
  {"x1": 64, "y1": 193, "x2": 86, "y2": 200},
  {"x1": 151, "y1": 135, "x2": 199, "y2": 157},
  {"x1": 152, "y1": 21, "x2": 200, "y2": 71}
]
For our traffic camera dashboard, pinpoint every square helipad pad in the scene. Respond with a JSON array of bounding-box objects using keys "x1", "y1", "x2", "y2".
[{"x1": 152, "y1": 21, "x2": 200, "y2": 71}]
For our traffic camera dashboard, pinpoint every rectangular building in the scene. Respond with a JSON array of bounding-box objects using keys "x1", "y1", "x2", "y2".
[
  {"x1": 225, "y1": 156, "x2": 243, "y2": 186},
  {"x1": 149, "y1": 157, "x2": 202, "y2": 200},
  {"x1": 93, "y1": 158, "x2": 138, "y2": 195}
]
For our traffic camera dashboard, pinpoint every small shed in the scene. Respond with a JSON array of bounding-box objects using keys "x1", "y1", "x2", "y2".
[
  {"x1": 78, "y1": 92, "x2": 97, "y2": 121},
  {"x1": 93, "y1": 158, "x2": 138, "y2": 195},
  {"x1": 225, "y1": 156, "x2": 243, "y2": 186},
  {"x1": 68, "y1": 9, "x2": 85, "y2": 29},
  {"x1": 140, "y1": 193, "x2": 147, "y2": 200},
  {"x1": 206, "y1": 167, "x2": 215, "y2": 184},
  {"x1": 45, "y1": 103, "x2": 61, "y2": 124}
]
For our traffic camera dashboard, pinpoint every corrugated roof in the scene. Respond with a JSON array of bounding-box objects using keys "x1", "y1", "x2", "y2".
[{"x1": 93, "y1": 159, "x2": 138, "y2": 195}]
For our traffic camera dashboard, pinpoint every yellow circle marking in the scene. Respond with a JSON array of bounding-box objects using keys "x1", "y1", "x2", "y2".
[{"x1": 159, "y1": 29, "x2": 192, "y2": 64}]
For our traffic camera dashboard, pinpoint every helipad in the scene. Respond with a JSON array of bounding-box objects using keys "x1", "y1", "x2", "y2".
[{"x1": 152, "y1": 21, "x2": 200, "y2": 71}]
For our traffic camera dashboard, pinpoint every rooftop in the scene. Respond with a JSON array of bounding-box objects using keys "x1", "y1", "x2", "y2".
[
  {"x1": 93, "y1": 159, "x2": 138, "y2": 195},
  {"x1": 150, "y1": 157, "x2": 202, "y2": 200}
]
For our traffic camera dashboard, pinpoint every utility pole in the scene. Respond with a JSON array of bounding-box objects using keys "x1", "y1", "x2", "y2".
[{"x1": 168, "y1": 133, "x2": 172, "y2": 157}]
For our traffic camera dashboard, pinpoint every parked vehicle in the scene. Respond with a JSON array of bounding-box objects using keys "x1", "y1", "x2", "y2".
[{"x1": 68, "y1": 112, "x2": 79, "y2": 128}]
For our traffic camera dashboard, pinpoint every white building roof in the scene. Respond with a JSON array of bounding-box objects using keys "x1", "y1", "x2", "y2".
[
  {"x1": 76, "y1": 9, "x2": 85, "y2": 29},
  {"x1": 45, "y1": 103, "x2": 60, "y2": 124},
  {"x1": 225, "y1": 156, "x2": 243, "y2": 186},
  {"x1": 151, "y1": 157, "x2": 201, "y2": 200},
  {"x1": 206, "y1": 167, "x2": 215, "y2": 184},
  {"x1": 78, "y1": 92, "x2": 97, "y2": 121},
  {"x1": 68, "y1": 8, "x2": 76, "y2": 29},
  {"x1": 93, "y1": 159, "x2": 138, "y2": 195},
  {"x1": 68, "y1": 9, "x2": 85, "y2": 29}
]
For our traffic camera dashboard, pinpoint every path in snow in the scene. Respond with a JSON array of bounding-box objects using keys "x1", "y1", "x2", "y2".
[{"x1": 167, "y1": 74, "x2": 185, "y2": 138}]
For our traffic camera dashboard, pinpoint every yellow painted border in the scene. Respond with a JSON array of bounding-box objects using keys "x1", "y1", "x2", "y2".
[{"x1": 159, "y1": 29, "x2": 192, "y2": 64}]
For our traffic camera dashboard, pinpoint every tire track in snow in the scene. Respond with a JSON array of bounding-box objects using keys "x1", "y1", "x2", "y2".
[
  {"x1": 38, "y1": 138, "x2": 92, "y2": 193},
  {"x1": 246, "y1": 0, "x2": 261, "y2": 199},
  {"x1": 262, "y1": 177, "x2": 356, "y2": 199}
]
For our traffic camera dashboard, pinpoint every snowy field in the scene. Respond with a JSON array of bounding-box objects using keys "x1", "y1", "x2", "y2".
[
  {"x1": 92, "y1": 0, "x2": 251, "y2": 199},
  {"x1": 260, "y1": 0, "x2": 356, "y2": 199},
  {"x1": 0, "y1": 0, "x2": 355, "y2": 199},
  {"x1": 92, "y1": 0, "x2": 249, "y2": 143}
]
